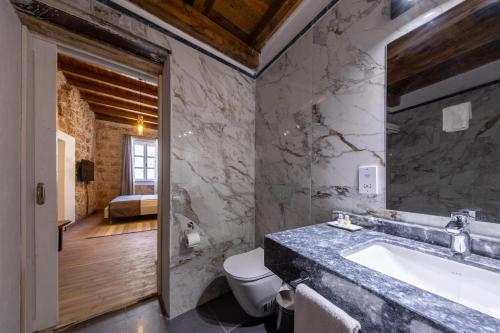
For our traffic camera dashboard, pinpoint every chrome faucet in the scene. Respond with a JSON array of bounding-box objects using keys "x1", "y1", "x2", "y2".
[{"x1": 445, "y1": 210, "x2": 474, "y2": 258}]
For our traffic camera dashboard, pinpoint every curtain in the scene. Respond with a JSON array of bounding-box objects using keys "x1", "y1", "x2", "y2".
[
  {"x1": 154, "y1": 139, "x2": 158, "y2": 194},
  {"x1": 120, "y1": 135, "x2": 134, "y2": 195}
]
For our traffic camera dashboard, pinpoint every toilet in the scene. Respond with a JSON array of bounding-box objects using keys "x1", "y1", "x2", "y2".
[{"x1": 223, "y1": 247, "x2": 282, "y2": 317}]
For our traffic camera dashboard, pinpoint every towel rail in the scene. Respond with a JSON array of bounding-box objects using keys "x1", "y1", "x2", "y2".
[
  {"x1": 290, "y1": 272, "x2": 363, "y2": 333},
  {"x1": 290, "y1": 274, "x2": 310, "y2": 289}
]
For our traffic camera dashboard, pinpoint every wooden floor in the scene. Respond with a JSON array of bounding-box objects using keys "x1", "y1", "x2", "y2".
[
  {"x1": 58, "y1": 211, "x2": 157, "y2": 329},
  {"x1": 87, "y1": 217, "x2": 157, "y2": 238}
]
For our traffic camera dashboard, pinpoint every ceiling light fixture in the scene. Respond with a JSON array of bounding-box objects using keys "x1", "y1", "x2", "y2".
[
  {"x1": 137, "y1": 115, "x2": 144, "y2": 136},
  {"x1": 137, "y1": 79, "x2": 144, "y2": 135}
]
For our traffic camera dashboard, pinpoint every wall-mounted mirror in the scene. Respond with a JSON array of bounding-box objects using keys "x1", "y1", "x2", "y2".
[{"x1": 386, "y1": 0, "x2": 500, "y2": 223}]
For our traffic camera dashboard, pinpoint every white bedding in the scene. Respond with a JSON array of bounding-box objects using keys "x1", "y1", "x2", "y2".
[{"x1": 104, "y1": 194, "x2": 158, "y2": 218}]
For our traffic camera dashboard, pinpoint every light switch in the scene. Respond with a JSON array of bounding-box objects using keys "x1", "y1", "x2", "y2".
[{"x1": 359, "y1": 165, "x2": 378, "y2": 195}]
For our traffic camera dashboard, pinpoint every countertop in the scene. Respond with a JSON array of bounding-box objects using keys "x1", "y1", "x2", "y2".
[{"x1": 265, "y1": 223, "x2": 500, "y2": 333}]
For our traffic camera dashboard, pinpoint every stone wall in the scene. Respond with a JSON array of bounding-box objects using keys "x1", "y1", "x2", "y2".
[
  {"x1": 57, "y1": 72, "x2": 158, "y2": 216},
  {"x1": 57, "y1": 71, "x2": 97, "y2": 221},
  {"x1": 95, "y1": 120, "x2": 157, "y2": 209}
]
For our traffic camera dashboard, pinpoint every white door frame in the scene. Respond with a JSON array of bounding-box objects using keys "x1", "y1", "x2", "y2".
[
  {"x1": 20, "y1": 28, "x2": 171, "y2": 332},
  {"x1": 158, "y1": 59, "x2": 171, "y2": 315},
  {"x1": 56, "y1": 130, "x2": 76, "y2": 223}
]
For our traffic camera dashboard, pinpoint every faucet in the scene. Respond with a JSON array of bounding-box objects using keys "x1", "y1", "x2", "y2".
[{"x1": 445, "y1": 210, "x2": 475, "y2": 258}]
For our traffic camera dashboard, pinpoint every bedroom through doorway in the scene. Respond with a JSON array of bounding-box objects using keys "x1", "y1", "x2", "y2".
[{"x1": 55, "y1": 52, "x2": 160, "y2": 329}]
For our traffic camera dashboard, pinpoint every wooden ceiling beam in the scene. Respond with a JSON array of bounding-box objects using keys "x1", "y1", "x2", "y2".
[
  {"x1": 250, "y1": 0, "x2": 303, "y2": 50},
  {"x1": 387, "y1": 0, "x2": 500, "y2": 86},
  {"x1": 65, "y1": 74, "x2": 158, "y2": 107},
  {"x1": 212, "y1": 0, "x2": 267, "y2": 35},
  {"x1": 81, "y1": 92, "x2": 158, "y2": 116},
  {"x1": 61, "y1": 67, "x2": 157, "y2": 97},
  {"x1": 193, "y1": 0, "x2": 215, "y2": 14},
  {"x1": 96, "y1": 113, "x2": 158, "y2": 130},
  {"x1": 58, "y1": 54, "x2": 158, "y2": 96},
  {"x1": 387, "y1": 37, "x2": 500, "y2": 107},
  {"x1": 87, "y1": 102, "x2": 157, "y2": 118},
  {"x1": 128, "y1": 0, "x2": 259, "y2": 69},
  {"x1": 207, "y1": 10, "x2": 250, "y2": 42},
  {"x1": 387, "y1": 0, "x2": 500, "y2": 107},
  {"x1": 90, "y1": 104, "x2": 158, "y2": 124}
]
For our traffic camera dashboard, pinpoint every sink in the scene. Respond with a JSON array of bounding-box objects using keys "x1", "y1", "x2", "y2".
[{"x1": 343, "y1": 242, "x2": 500, "y2": 319}]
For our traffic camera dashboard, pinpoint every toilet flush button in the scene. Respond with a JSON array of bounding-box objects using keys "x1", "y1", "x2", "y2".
[{"x1": 359, "y1": 165, "x2": 378, "y2": 195}]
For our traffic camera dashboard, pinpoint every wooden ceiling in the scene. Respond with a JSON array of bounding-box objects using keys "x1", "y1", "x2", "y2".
[
  {"x1": 387, "y1": 0, "x2": 500, "y2": 108},
  {"x1": 58, "y1": 54, "x2": 159, "y2": 129},
  {"x1": 128, "y1": 0, "x2": 304, "y2": 69}
]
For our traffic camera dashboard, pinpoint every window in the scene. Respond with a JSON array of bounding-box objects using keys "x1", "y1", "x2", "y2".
[{"x1": 133, "y1": 138, "x2": 157, "y2": 182}]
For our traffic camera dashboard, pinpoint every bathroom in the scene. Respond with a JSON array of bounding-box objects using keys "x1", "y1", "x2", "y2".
[{"x1": 2, "y1": 0, "x2": 500, "y2": 332}]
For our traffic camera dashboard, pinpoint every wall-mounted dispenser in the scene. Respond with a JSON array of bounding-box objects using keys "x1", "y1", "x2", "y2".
[{"x1": 359, "y1": 165, "x2": 378, "y2": 195}]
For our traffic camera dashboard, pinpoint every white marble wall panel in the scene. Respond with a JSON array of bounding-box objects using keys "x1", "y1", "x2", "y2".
[
  {"x1": 257, "y1": 0, "x2": 467, "y2": 230},
  {"x1": 309, "y1": 0, "x2": 465, "y2": 221},
  {"x1": 388, "y1": 82, "x2": 500, "y2": 222},
  {"x1": 256, "y1": 32, "x2": 313, "y2": 244},
  {"x1": 169, "y1": 39, "x2": 255, "y2": 317}
]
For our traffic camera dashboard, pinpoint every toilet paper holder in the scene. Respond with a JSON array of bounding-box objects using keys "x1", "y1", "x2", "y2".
[{"x1": 184, "y1": 222, "x2": 200, "y2": 248}]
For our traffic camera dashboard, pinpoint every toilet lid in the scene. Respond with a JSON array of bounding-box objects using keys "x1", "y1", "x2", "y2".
[{"x1": 224, "y1": 247, "x2": 273, "y2": 281}]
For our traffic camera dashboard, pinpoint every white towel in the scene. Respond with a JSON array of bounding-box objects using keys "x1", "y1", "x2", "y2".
[
  {"x1": 294, "y1": 284, "x2": 361, "y2": 333},
  {"x1": 442, "y1": 102, "x2": 472, "y2": 132}
]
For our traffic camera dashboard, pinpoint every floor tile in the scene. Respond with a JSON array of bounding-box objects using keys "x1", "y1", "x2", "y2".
[
  {"x1": 231, "y1": 316, "x2": 278, "y2": 333},
  {"x1": 166, "y1": 306, "x2": 225, "y2": 333},
  {"x1": 64, "y1": 299, "x2": 164, "y2": 333},
  {"x1": 202, "y1": 292, "x2": 250, "y2": 331},
  {"x1": 63, "y1": 293, "x2": 278, "y2": 333},
  {"x1": 125, "y1": 298, "x2": 162, "y2": 319},
  {"x1": 124, "y1": 302, "x2": 168, "y2": 333},
  {"x1": 64, "y1": 316, "x2": 129, "y2": 333}
]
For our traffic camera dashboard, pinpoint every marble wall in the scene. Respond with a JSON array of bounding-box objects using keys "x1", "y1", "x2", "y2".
[
  {"x1": 256, "y1": 0, "x2": 464, "y2": 242},
  {"x1": 169, "y1": 39, "x2": 255, "y2": 317},
  {"x1": 255, "y1": 31, "x2": 313, "y2": 246},
  {"x1": 388, "y1": 82, "x2": 500, "y2": 222},
  {"x1": 31, "y1": 0, "x2": 256, "y2": 318}
]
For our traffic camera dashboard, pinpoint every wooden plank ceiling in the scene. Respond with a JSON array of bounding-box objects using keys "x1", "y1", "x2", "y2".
[
  {"x1": 387, "y1": 0, "x2": 500, "y2": 108},
  {"x1": 58, "y1": 54, "x2": 158, "y2": 129},
  {"x1": 129, "y1": 0, "x2": 304, "y2": 69}
]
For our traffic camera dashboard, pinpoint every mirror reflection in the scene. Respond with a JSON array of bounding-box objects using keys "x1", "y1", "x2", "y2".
[{"x1": 386, "y1": 1, "x2": 500, "y2": 223}]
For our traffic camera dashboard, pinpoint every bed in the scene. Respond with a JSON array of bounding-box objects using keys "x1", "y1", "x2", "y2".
[{"x1": 104, "y1": 194, "x2": 157, "y2": 221}]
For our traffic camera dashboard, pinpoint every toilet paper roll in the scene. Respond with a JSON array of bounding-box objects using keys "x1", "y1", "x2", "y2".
[{"x1": 185, "y1": 232, "x2": 201, "y2": 248}]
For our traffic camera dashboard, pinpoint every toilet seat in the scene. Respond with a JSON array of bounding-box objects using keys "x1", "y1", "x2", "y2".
[
  {"x1": 223, "y1": 247, "x2": 273, "y2": 281},
  {"x1": 224, "y1": 247, "x2": 282, "y2": 317}
]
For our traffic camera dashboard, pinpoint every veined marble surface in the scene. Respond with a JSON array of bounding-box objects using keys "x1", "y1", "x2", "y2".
[
  {"x1": 388, "y1": 82, "x2": 500, "y2": 222},
  {"x1": 256, "y1": 0, "x2": 469, "y2": 240},
  {"x1": 255, "y1": 31, "x2": 314, "y2": 245},
  {"x1": 265, "y1": 223, "x2": 500, "y2": 333},
  {"x1": 334, "y1": 211, "x2": 500, "y2": 260},
  {"x1": 170, "y1": 39, "x2": 256, "y2": 317},
  {"x1": 39, "y1": 0, "x2": 257, "y2": 318},
  {"x1": 309, "y1": 0, "x2": 463, "y2": 221}
]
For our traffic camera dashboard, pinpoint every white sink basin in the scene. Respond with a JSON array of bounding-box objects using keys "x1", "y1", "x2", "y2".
[{"x1": 344, "y1": 242, "x2": 500, "y2": 319}]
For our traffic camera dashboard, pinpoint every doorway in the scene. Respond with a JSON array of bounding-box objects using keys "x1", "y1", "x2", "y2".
[
  {"x1": 22, "y1": 33, "x2": 170, "y2": 333},
  {"x1": 55, "y1": 53, "x2": 160, "y2": 328}
]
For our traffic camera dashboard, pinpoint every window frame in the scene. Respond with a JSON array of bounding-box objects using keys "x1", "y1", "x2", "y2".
[{"x1": 132, "y1": 137, "x2": 158, "y2": 183}]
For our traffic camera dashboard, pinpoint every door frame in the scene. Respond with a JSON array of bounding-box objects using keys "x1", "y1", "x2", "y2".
[{"x1": 20, "y1": 27, "x2": 171, "y2": 332}]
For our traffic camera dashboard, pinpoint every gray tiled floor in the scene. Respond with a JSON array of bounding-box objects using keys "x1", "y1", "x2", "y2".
[{"x1": 64, "y1": 293, "x2": 277, "y2": 333}]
